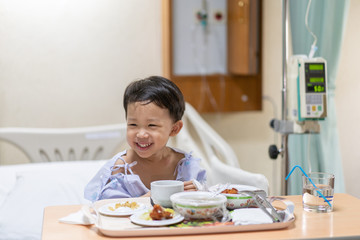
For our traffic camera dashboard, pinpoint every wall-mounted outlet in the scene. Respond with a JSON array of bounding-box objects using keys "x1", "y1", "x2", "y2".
[{"x1": 211, "y1": 9, "x2": 226, "y2": 24}]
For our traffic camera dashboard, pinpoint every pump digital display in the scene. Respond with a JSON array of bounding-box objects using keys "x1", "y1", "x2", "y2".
[
  {"x1": 309, "y1": 77, "x2": 324, "y2": 83},
  {"x1": 305, "y1": 63, "x2": 326, "y2": 93},
  {"x1": 309, "y1": 64, "x2": 324, "y2": 71}
]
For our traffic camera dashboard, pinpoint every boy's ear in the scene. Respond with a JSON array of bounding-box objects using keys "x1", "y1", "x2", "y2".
[{"x1": 170, "y1": 120, "x2": 183, "y2": 136}]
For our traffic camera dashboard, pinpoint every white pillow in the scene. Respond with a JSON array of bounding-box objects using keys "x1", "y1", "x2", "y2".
[{"x1": 0, "y1": 160, "x2": 106, "y2": 240}]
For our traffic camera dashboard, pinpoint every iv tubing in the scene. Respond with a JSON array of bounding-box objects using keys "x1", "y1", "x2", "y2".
[{"x1": 305, "y1": 0, "x2": 318, "y2": 58}]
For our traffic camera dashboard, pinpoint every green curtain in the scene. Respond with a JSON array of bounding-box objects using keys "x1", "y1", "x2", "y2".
[{"x1": 287, "y1": 0, "x2": 349, "y2": 194}]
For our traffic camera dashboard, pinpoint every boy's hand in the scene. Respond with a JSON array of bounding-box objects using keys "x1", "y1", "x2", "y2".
[
  {"x1": 183, "y1": 180, "x2": 197, "y2": 191},
  {"x1": 142, "y1": 191, "x2": 151, "y2": 197}
]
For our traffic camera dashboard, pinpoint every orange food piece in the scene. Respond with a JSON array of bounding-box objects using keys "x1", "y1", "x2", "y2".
[
  {"x1": 149, "y1": 204, "x2": 174, "y2": 220},
  {"x1": 221, "y1": 188, "x2": 239, "y2": 194},
  {"x1": 163, "y1": 210, "x2": 173, "y2": 219},
  {"x1": 149, "y1": 204, "x2": 164, "y2": 220}
]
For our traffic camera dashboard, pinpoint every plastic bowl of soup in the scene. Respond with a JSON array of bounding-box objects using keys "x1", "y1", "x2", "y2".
[
  {"x1": 170, "y1": 191, "x2": 227, "y2": 220},
  {"x1": 218, "y1": 184, "x2": 266, "y2": 210}
]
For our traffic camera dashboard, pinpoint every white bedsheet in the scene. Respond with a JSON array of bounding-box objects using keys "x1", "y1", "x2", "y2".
[{"x1": 0, "y1": 160, "x2": 107, "y2": 240}]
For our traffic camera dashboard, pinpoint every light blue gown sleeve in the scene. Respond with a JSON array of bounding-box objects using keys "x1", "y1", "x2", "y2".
[
  {"x1": 175, "y1": 150, "x2": 207, "y2": 183},
  {"x1": 84, "y1": 151, "x2": 149, "y2": 202}
]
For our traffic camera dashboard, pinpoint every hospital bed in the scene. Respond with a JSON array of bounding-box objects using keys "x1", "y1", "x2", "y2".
[{"x1": 0, "y1": 103, "x2": 268, "y2": 240}]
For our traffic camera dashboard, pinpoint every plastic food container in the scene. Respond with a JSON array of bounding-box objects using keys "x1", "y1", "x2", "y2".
[
  {"x1": 219, "y1": 184, "x2": 265, "y2": 210},
  {"x1": 170, "y1": 191, "x2": 227, "y2": 220}
]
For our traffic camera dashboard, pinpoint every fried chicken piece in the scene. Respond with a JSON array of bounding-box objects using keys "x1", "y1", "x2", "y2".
[
  {"x1": 149, "y1": 204, "x2": 165, "y2": 220},
  {"x1": 149, "y1": 204, "x2": 174, "y2": 220}
]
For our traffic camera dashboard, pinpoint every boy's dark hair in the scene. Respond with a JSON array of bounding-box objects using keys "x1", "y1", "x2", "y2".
[{"x1": 123, "y1": 76, "x2": 185, "y2": 122}]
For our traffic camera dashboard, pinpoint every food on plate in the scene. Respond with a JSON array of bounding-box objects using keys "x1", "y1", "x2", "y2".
[
  {"x1": 107, "y1": 201, "x2": 140, "y2": 211},
  {"x1": 149, "y1": 204, "x2": 174, "y2": 220},
  {"x1": 221, "y1": 188, "x2": 239, "y2": 194},
  {"x1": 139, "y1": 205, "x2": 175, "y2": 221},
  {"x1": 138, "y1": 204, "x2": 175, "y2": 221}
]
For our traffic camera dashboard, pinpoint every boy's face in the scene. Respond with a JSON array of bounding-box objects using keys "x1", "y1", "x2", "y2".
[{"x1": 126, "y1": 101, "x2": 181, "y2": 159}]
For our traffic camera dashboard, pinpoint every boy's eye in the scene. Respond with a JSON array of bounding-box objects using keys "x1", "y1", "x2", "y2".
[
  {"x1": 148, "y1": 124, "x2": 157, "y2": 127},
  {"x1": 128, "y1": 123, "x2": 137, "y2": 127}
]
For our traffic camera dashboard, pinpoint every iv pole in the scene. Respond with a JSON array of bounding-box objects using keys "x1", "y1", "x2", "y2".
[
  {"x1": 271, "y1": 0, "x2": 323, "y2": 195},
  {"x1": 281, "y1": 0, "x2": 289, "y2": 195},
  {"x1": 268, "y1": 0, "x2": 290, "y2": 195}
]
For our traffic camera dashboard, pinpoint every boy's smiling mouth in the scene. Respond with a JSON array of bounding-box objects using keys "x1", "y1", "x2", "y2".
[{"x1": 137, "y1": 142, "x2": 152, "y2": 148}]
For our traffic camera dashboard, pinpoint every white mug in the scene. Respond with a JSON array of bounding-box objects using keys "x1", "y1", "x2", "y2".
[{"x1": 150, "y1": 180, "x2": 184, "y2": 208}]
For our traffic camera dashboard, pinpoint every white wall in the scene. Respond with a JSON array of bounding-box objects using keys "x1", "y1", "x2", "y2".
[
  {"x1": 0, "y1": 0, "x2": 162, "y2": 128},
  {"x1": 0, "y1": 0, "x2": 358, "y2": 198},
  {"x1": 336, "y1": 0, "x2": 360, "y2": 198},
  {"x1": 0, "y1": 0, "x2": 162, "y2": 164}
]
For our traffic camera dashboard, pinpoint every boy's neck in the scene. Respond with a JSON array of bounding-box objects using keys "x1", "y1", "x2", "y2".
[{"x1": 130, "y1": 147, "x2": 173, "y2": 164}]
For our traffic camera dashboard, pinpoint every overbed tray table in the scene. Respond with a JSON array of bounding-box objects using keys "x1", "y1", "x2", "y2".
[{"x1": 42, "y1": 193, "x2": 360, "y2": 239}]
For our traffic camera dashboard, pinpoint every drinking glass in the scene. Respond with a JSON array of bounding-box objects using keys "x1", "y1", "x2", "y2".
[{"x1": 302, "y1": 172, "x2": 334, "y2": 213}]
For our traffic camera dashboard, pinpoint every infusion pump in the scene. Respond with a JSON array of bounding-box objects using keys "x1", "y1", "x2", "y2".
[{"x1": 286, "y1": 56, "x2": 328, "y2": 121}]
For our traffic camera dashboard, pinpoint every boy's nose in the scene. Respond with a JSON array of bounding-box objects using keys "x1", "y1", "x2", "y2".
[{"x1": 136, "y1": 129, "x2": 149, "y2": 138}]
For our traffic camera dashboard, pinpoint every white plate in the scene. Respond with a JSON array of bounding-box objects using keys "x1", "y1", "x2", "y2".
[
  {"x1": 99, "y1": 201, "x2": 146, "y2": 216},
  {"x1": 130, "y1": 210, "x2": 184, "y2": 226}
]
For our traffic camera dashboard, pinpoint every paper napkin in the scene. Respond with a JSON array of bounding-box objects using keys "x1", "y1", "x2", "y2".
[
  {"x1": 231, "y1": 208, "x2": 274, "y2": 225},
  {"x1": 58, "y1": 208, "x2": 95, "y2": 225}
]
